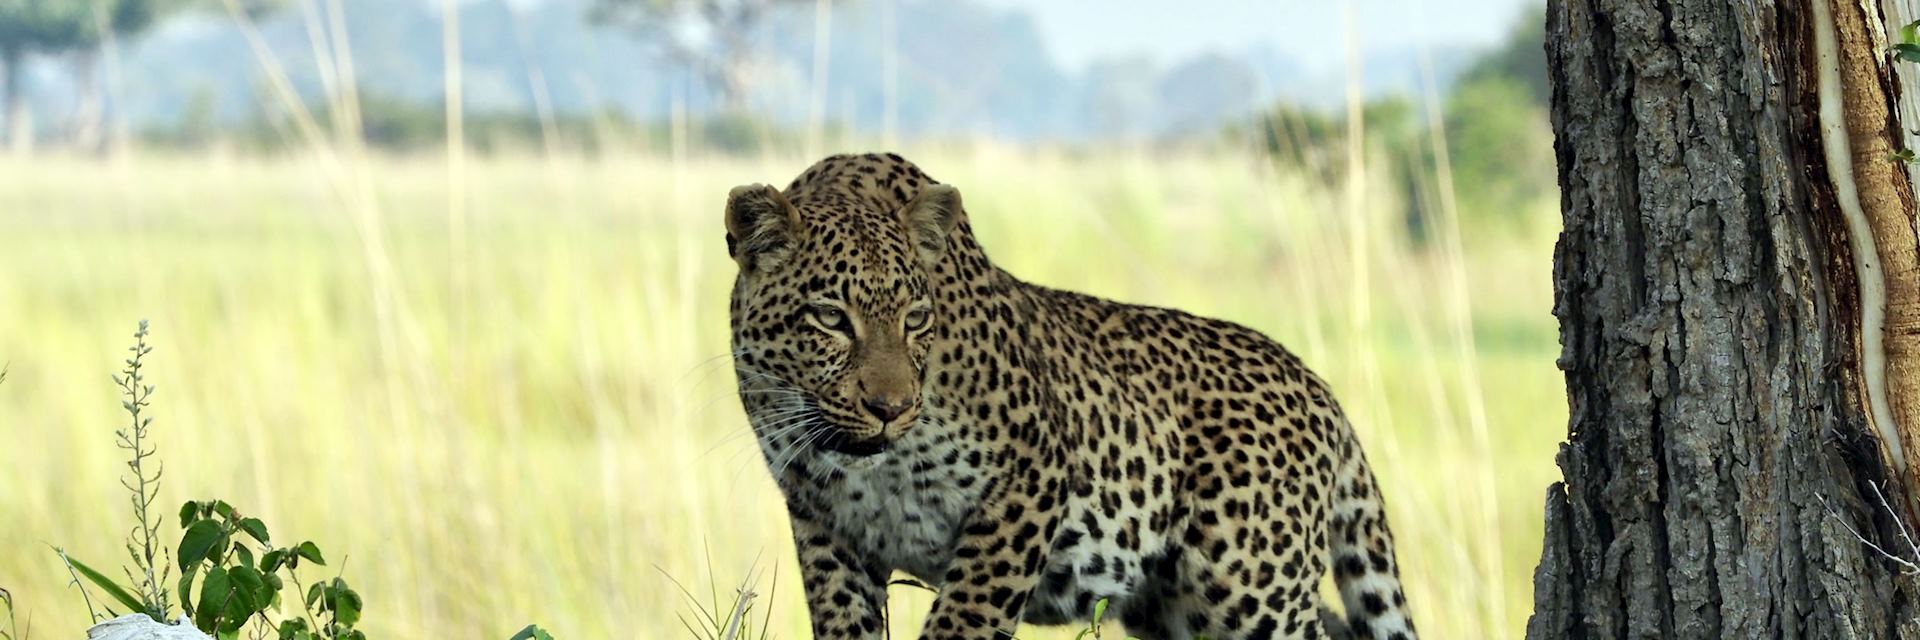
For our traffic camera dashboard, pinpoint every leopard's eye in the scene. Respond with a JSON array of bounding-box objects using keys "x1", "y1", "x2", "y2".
[
  {"x1": 904, "y1": 307, "x2": 931, "y2": 332},
  {"x1": 810, "y1": 306, "x2": 853, "y2": 334}
]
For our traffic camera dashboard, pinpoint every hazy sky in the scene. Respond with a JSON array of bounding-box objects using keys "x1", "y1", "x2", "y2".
[{"x1": 973, "y1": 0, "x2": 1542, "y2": 73}]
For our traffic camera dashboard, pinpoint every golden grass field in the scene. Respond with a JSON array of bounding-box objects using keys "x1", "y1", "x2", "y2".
[{"x1": 0, "y1": 146, "x2": 1562, "y2": 638}]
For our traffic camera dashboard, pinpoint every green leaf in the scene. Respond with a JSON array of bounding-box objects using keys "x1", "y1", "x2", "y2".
[
  {"x1": 178, "y1": 564, "x2": 199, "y2": 617},
  {"x1": 332, "y1": 583, "x2": 361, "y2": 627},
  {"x1": 179, "y1": 520, "x2": 222, "y2": 570},
  {"x1": 261, "y1": 549, "x2": 287, "y2": 574},
  {"x1": 294, "y1": 541, "x2": 325, "y2": 566},
  {"x1": 233, "y1": 544, "x2": 255, "y2": 570},
  {"x1": 192, "y1": 565, "x2": 254, "y2": 632},
  {"x1": 209, "y1": 533, "x2": 231, "y2": 566},
  {"x1": 211, "y1": 501, "x2": 235, "y2": 520},
  {"x1": 229, "y1": 565, "x2": 270, "y2": 615},
  {"x1": 1904, "y1": 19, "x2": 1920, "y2": 45},
  {"x1": 179, "y1": 501, "x2": 200, "y2": 528},
  {"x1": 510, "y1": 625, "x2": 556, "y2": 640},
  {"x1": 62, "y1": 555, "x2": 147, "y2": 617},
  {"x1": 237, "y1": 518, "x2": 269, "y2": 544},
  {"x1": 194, "y1": 566, "x2": 230, "y2": 631},
  {"x1": 305, "y1": 582, "x2": 324, "y2": 608}
]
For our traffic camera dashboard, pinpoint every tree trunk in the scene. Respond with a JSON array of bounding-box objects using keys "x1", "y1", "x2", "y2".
[
  {"x1": 2, "y1": 46, "x2": 27, "y2": 154},
  {"x1": 1527, "y1": 0, "x2": 1920, "y2": 638},
  {"x1": 70, "y1": 48, "x2": 103, "y2": 153}
]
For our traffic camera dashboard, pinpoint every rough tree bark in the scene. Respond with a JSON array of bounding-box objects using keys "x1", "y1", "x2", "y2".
[{"x1": 1527, "y1": 0, "x2": 1920, "y2": 638}]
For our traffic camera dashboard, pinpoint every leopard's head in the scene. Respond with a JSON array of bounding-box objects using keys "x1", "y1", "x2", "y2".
[{"x1": 725, "y1": 173, "x2": 963, "y2": 458}]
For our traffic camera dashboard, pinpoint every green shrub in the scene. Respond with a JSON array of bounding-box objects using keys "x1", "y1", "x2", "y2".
[
  {"x1": 1441, "y1": 74, "x2": 1554, "y2": 230},
  {"x1": 51, "y1": 321, "x2": 368, "y2": 640}
]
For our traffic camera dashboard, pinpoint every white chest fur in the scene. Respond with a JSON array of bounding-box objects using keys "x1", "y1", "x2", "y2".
[{"x1": 801, "y1": 426, "x2": 986, "y2": 581}]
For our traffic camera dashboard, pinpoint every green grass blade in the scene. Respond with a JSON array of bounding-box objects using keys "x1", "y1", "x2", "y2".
[{"x1": 64, "y1": 555, "x2": 149, "y2": 617}]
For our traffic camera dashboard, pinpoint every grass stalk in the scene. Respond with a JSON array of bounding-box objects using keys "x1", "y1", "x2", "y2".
[{"x1": 1415, "y1": 41, "x2": 1508, "y2": 635}]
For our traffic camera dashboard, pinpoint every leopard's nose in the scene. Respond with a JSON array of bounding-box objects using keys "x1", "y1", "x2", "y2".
[{"x1": 863, "y1": 395, "x2": 913, "y2": 424}]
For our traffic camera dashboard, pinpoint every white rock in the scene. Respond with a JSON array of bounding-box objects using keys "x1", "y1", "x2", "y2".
[{"x1": 85, "y1": 615, "x2": 211, "y2": 640}]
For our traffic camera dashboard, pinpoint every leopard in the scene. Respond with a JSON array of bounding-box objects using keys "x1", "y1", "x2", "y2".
[{"x1": 726, "y1": 153, "x2": 1416, "y2": 640}]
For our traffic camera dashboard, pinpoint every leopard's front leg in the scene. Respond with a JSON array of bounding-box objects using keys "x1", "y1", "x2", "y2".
[
  {"x1": 921, "y1": 462, "x2": 1070, "y2": 639},
  {"x1": 790, "y1": 507, "x2": 890, "y2": 639}
]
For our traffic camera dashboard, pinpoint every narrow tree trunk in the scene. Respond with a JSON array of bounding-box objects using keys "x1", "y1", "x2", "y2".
[
  {"x1": 1527, "y1": 0, "x2": 1920, "y2": 638},
  {"x1": 2, "y1": 46, "x2": 27, "y2": 154},
  {"x1": 70, "y1": 48, "x2": 103, "y2": 153}
]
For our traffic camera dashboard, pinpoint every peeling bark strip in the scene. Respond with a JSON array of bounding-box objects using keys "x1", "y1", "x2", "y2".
[
  {"x1": 1527, "y1": 0, "x2": 1920, "y2": 638},
  {"x1": 1866, "y1": 0, "x2": 1920, "y2": 495},
  {"x1": 1817, "y1": 0, "x2": 1920, "y2": 484}
]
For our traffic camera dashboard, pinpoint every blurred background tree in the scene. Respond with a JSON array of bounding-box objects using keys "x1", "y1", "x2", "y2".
[
  {"x1": 1239, "y1": 6, "x2": 1551, "y2": 242},
  {"x1": 0, "y1": 0, "x2": 1553, "y2": 235},
  {"x1": 0, "y1": 0, "x2": 242, "y2": 152},
  {"x1": 68, "y1": 0, "x2": 184, "y2": 151},
  {"x1": 1441, "y1": 12, "x2": 1551, "y2": 228},
  {"x1": 0, "y1": 0, "x2": 88, "y2": 151},
  {"x1": 587, "y1": 0, "x2": 808, "y2": 113}
]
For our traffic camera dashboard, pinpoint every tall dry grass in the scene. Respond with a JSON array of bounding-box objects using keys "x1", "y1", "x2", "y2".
[
  {"x1": 0, "y1": 144, "x2": 1560, "y2": 637},
  {"x1": 0, "y1": 3, "x2": 1566, "y2": 637}
]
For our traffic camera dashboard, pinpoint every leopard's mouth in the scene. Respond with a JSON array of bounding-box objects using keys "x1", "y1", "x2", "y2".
[{"x1": 814, "y1": 429, "x2": 890, "y2": 457}]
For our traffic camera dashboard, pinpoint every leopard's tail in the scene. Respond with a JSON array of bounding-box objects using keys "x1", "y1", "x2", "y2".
[{"x1": 1329, "y1": 425, "x2": 1417, "y2": 640}]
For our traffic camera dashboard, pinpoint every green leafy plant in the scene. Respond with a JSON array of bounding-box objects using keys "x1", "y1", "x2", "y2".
[
  {"x1": 53, "y1": 321, "x2": 369, "y2": 640},
  {"x1": 44, "y1": 323, "x2": 569, "y2": 639},
  {"x1": 1895, "y1": 27, "x2": 1920, "y2": 166},
  {"x1": 1896, "y1": 20, "x2": 1920, "y2": 63},
  {"x1": 53, "y1": 320, "x2": 170, "y2": 624},
  {"x1": 175, "y1": 499, "x2": 364, "y2": 640},
  {"x1": 117, "y1": 320, "x2": 172, "y2": 620}
]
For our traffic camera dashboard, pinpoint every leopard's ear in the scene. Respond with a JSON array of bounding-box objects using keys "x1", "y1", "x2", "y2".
[
  {"x1": 725, "y1": 184, "x2": 803, "y2": 273},
  {"x1": 900, "y1": 184, "x2": 964, "y2": 267}
]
